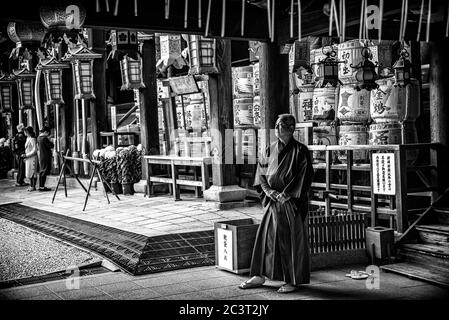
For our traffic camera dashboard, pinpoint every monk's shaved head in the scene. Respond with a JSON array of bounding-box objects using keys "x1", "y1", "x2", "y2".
[{"x1": 277, "y1": 114, "x2": 296, "y2": 128}]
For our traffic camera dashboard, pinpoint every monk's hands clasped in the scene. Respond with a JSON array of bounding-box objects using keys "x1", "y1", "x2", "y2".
[
  {"x1": 276, "y1": 192, "x2": 291, "y2": 204},
  {"x1": 267, "y1": 189, "x2": 280, "y2": 201}
]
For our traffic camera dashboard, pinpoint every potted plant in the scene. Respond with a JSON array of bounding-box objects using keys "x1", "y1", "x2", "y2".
[
  {"x1": 118, "y1": 144, "x2": 143, "y2": 195},
  {"x1": 95, "y1": 146, "x2": 122, "y2": 194}
]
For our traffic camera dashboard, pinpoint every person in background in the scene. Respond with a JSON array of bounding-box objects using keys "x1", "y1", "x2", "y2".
[
  {"x1": 22, "y1": 126, "x2": 38, "y2": 191},
  {"x1": 37, "y1": 126, "x2": 54, "y2": 192},
  {"x1": 239, "y1": 114, "x2": 314, "y2": 293},
  {"x1": 13, "y1": 123, "x2": 28, "y2": 186},
  {"x1": 0, "y1": 137, "x2": 13, "y2": 179}
]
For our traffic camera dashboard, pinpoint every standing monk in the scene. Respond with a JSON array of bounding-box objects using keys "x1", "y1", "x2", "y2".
[
  {"x1": 37, "y1": 126, "x2": 54, "y2": 191},
  {"x1": 239, "y1": 114, "x2": 314, "y2": 293},
  {"x1": 14, "y1": 123, "x2": 28, "y2": 186}
]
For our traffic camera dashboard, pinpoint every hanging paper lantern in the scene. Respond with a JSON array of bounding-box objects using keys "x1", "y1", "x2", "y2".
[
  {"x1": 37, "y1": 57, "x2": 70, "y2": 105},
  {"x1": 0, "y1": 74, "x2": 16, "y2": 114},
  {"x1": 13, "y1": 68, "x2": 35, "y2": 110},
  {"x1": 120, "y1": 55, "x2": 145, "y2": 90},
  {"x1": 63, "y1": 46, "x2": 102, "y2": 99},
  {"x1": 187, "y1": 35, "x2": 218, "y2": 75}
]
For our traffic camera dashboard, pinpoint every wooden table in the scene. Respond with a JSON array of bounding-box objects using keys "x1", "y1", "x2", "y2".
[{"x1": 144, "y1": 155, "x2": 212, "y2": 200}]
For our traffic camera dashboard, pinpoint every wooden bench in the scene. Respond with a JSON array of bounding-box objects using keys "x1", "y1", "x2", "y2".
[{"x1": 144, "y1": 155, "x2": 212, "y2": 200}]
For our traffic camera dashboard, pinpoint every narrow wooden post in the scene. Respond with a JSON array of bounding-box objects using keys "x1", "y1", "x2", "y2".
[
  {"x1": 395, "y1": 146, "x2": 408, "y2": 233},
  {"x1": 346, "y1": 149, "x2": 353, "y2": 214}
]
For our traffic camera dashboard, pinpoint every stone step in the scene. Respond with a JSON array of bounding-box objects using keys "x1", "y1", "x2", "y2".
[{"x1": 416, "y1": 224, "x2": 449, "y2": 246}]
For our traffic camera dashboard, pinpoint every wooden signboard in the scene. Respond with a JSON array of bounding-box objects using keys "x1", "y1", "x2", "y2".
[
  {"x1": 168, "y1": 75, "x2": 200, "y2": 95},
  {"x1": 372, "y1": 153, "x2": 396, "y2": 195},
  {"x1": 111, "y1": 106, "x2": 117, "y2": 131}
]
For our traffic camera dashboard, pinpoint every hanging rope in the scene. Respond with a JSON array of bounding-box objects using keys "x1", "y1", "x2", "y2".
[
  {"x1": 205, "y1": 0, "x2": 211, "y2": 36},
  {"x1": 359, "y1": 0, "x2": 366, "y2": 40},
  {"x1": 185, "y1": 0, "x2": 189, "y2": 28},
  {"x1": 221, "y1": 0, "x2": 226, "y2": 37},
  {"x1": 446, "y1": 1, "x2": 449, "y2": 37},
  {"x1": 298, "y1": 0, "x2": 302, "y2": 41},
  {"x1": 96, "y1": 0, "x2": 100, "y2": 12},
  {"x1": 426, "y1": 0, "x2": 431, "y2": 42},
  {"x1": 165, "y1": 0, "x2": 170, "y2": 19},
  {"x1": 271, "y1": 0, "x2": 276, "y2": 42},
  {"x1": 241, "y1": 0, "x2": 245, "y2": 36},
  {"x1": 105, "y1": 0, "x2": 110, "y2": 12},
  {"x1": 267, "y1": 0, "x2": 272, "y2": 40},
  {"x1": 290, "y1": 0, "x2": 294, "y2": 39},
  {"x1": 134, "y1": 0, "x2": 138, "y2": 16},
  {"x1": 114, "y1": 0, "x2": 119, "y2": 16},
  {"x1": 199, "y1": 0, "x2": 202, "y2": 28},
  {"x1": 416, "y1": 0, "x2": 424, "y2": 41},
  {"x1": 329, "y1": 0, "x2": 340, "y2": 39},
  {"x1": 399, "y1": 0, "x2": 408, "y2": 42},
  {"x1": 379, "y1": 0, "x2": 383, "y2": 42}
]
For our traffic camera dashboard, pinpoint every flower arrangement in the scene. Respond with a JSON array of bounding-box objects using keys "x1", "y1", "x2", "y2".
[{"x1": 93, "y1": 144, "x2": 144, "y2": 195}]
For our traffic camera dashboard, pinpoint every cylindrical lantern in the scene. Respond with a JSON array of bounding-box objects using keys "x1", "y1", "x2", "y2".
[
  {"x1": 120, "y1": 55, "x2": 145, "y2": 90},
  {"x1": 37, "y1": 57, "x2": 70, "y2": 105},
  {"x1": 392, "y1": 48, "x2": 412, "y2": 88},
  {"x1": 0, "y1": 74, "x2": 16, "y2": 114},
  {"x1": 63, "y1": 46, "x2": 101, "y2": 99},
  {"x1": 188, "y1": 35, "x2": 218, "y2": 74},
  {"x1": 13, "y1": 68, "x2": 35, "y2": 110}
]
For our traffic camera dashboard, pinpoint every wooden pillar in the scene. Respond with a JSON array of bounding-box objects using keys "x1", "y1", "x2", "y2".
[
  {"x1": 203, "y1": 39, "x2": 247, "y2": 206},
  {"x1": 259, "y1": 41, "x2": 290, "y2": 149},
  {"x1": 429, "y1": 40, "x2": 449, "y2": 193},
  {"x1": 89, "y1": 29, "x2": 108, "y2": 151},
  {"x1": 209, "y1": 39, "x2": 235, "y2": 186},
  {"x1": 140, "y1": 38, "x2": 160, "y2": 156}
]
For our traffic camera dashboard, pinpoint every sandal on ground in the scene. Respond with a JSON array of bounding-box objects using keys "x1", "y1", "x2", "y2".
[
  {"x1": 238, "y1": 277, "x2": 265, "y2": 289},
  {"x1": 27, "y1": 187, "x2": 36, "y2": 192},
  {"x1": 277, "y1": 284, "x2": 299, "y2": 293}
]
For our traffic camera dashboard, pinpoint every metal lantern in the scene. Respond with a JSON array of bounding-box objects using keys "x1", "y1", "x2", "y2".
[
  {"x1": 312, "y1": 47, "x2": 343, "y2": 88},
  {"x1": 351, "y1": 46, "x2": 379, "y2": 91},
  {"x1": 188, "y1": 35, "x2": 218, "y2": 74},
  {"x1": 37, "y1": 57, "x2": 70, "y2": 105},
  {"x1": 120, "y1": 55, "x2": 145, "y2": 90},
  {"x1": 13, "y1": 68, "x2": 35, "y2": 109},
  {"x1": 392, "y1": 48, "x2": 412, "y2": 87},
  {"x1": 0, "y1": 74, "x2": 16, "y2": 113},
  {"x1": 63, "y1": 46, "x2": 101, "y2": 99}
]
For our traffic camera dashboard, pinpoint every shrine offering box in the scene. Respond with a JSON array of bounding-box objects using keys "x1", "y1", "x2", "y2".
[
  {"x1": 214, "y1": 219, "x2": 260, "y2": 274},
  {"x1": 366, "y1": 226, "x2": 395, "y2": 259}
]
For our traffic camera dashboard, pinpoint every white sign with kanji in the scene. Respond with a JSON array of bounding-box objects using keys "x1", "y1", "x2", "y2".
[
  {"x1": 372, "y1": 153, "x2": 396, "y2": 195},
  {"x1": 217, "y1": 228, "x2": 233, "y2": 271}
]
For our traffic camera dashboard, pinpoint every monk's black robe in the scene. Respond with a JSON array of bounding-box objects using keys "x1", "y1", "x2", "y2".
[{"x1": 250, "y1": 138, "x2": 314, "y2": 285}]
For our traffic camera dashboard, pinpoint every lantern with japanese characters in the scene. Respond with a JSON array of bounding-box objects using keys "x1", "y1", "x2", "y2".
[
  {"x1": 37, "y1": 57, "x2": 70, "y2": 105},
  {"x1": 63, "y1": 46, "x2": 101, "y2": 99},
  {"x1": 14, "y1": 68, "x2": 35, "y2": 110},
  {"x1": 120, "y1": 55, "x2": 145, "y2": 90},
  {"x1": 0, "y1": 74, "x2": 15, "y2": 114}
]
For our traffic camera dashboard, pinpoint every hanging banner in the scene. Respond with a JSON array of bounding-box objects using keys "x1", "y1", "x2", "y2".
[{"x1": 372, "y1": 153, "x2": 396, "y2": 195}]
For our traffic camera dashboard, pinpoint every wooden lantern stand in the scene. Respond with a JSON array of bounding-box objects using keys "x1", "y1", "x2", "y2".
[{"x1": 52, "y1": 150, "x2": 120, "y2": 211}]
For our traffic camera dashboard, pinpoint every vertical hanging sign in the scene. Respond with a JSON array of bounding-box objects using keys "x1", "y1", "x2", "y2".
[
  {"x1": 111, "y1": 106, "x2": 117, "y2": 131},
  {"x1": 372, "y1": 153, "x2": 396, "y2": 195}
]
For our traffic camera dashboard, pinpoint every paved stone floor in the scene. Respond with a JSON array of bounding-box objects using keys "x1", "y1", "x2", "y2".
[
  {"x1": 0, "y1": 178, "x2": 262, "y2": 237},
  {"x1": 1, "y1": 177, "x2": 449, "y2": 301},
  {"x1": 1, "y1": 264, "x2": 448, "y2": 300}
]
